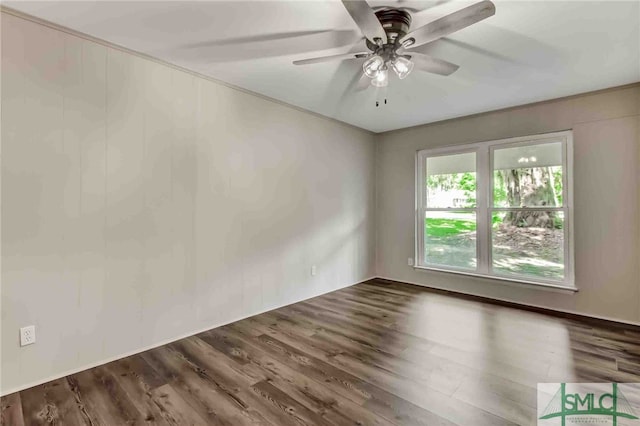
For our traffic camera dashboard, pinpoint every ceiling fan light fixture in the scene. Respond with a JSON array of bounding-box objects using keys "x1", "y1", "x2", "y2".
[
  {"x1": 371, "y1": 68, "x2": 389, "y2": 87},
  {"x1": 391, "y1": 56, "x2": 414, "y2": 79},
  {"x1": 363, "y1": 55, "x2": 384, "y2": 78}
]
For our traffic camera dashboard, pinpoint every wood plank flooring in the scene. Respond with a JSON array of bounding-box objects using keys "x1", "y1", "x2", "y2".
[{"x1": 3, "y1": 279, "x2": 640, "y2": 425}]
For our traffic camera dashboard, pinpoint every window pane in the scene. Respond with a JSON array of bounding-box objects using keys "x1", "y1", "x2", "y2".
[
  {"x1": 425, "y1": 211, "x2": 477, "y2": 269},
  {"x1": 493, "y1": 142, "x2": 563, "y2": 208},
  {"x1": 492, "y1": 211, "x2": 564, "y2": 280},
  {"x1": 426, "y1": 152, "x2": 476, "y2": 208}
]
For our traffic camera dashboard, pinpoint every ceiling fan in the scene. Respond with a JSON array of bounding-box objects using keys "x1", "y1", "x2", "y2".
[{"x1": 294, "y1": 0, "x2": 496, "y2": 88}]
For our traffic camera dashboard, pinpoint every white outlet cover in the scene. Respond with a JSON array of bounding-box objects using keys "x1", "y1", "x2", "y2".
[
  {"x1": 408, "y1": 258, "x2": 414, "y2": 266},
  {"x1": 20, "y1": 325, "x2": 36, "y2": 346},
  {"x1": 311, "y1": 265, "x2": 317, "y2": 276}
]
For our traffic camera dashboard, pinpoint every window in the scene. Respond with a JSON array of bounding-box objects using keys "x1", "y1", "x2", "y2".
[{"x1": 416, "y1": 131, "x2": 574, "y2": 289}]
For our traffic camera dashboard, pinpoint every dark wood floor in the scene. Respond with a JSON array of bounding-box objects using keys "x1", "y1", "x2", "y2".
[{"x1": 2, "y1": 279, "x2": 640, "y2": 425}]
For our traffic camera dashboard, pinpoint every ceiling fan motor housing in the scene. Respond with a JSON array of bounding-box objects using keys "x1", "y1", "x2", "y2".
[{"x1": 375, "y1": 9, "x2": 411, "y2": 45}]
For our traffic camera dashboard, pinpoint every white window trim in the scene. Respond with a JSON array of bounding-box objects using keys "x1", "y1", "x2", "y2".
[{"x1": 415, "y1": 130, "x2": 576, "y2": 291}]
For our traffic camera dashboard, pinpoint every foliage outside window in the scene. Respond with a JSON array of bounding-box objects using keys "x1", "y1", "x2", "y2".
[{"x1": 416, "y1": 131, "x2": 574, "y2": 288}]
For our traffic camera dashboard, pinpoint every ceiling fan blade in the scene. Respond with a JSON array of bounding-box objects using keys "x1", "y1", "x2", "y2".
[
  {"x1": 182, "y1": 30, "x2": 333, "y2": 49},
  {"x1": 354, "y1": 72, "x2": 372, "y2": 91},
  {"x1": 342, "y1": 68, "x2": 370, "y2": 96},
  {"x1": 293, "y1": 52, "x2": 369, "y2": 65},
  {"x1": 406, "y1": 52, "x2": 459, "y2": 75},
  {"x1": 402, "y1": 35, "x2": 514, "y2": 65},
  {"x1": 170, "y1": 30, "x2": 361, "y2": 63},
  {"x1": 400, "y1": 0, "x2": 495, "y2": 48},
  {"x1": 437, "y1": 37, "x2": 517, "y2": 64},
  {"x1": 335, "y1": 69, "x2": 370, "y2": 113},
  {"x1": 341, "y1": 0, "x2": 388, "y2": 45},
  {"x1": 332, "y1": 65, "x2": 371, "y2": 114}
]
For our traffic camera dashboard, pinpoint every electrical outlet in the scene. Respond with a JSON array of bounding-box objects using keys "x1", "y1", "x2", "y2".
[
  {"x1": 408, "y1": 258, "x2": 414, "y2": 266},
  {"x1": 311, "y1": 265, "x2": 317, "y2": 276},
  {"x1": 20, "y1": 325, "x2": 36, "y2": 346}
]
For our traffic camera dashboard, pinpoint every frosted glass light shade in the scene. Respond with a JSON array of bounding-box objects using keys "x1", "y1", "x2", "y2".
[
  {"x1": 363, "y1": 55, "x2": 384, "y2": 78},
  {"x1": 391, "y1": 56, "x2": 414, "y2": 79}
]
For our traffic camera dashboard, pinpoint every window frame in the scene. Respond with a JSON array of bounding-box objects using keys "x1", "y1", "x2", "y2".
[{"x1": 415, "y1": 130, "x2": 575, "y2": 290}]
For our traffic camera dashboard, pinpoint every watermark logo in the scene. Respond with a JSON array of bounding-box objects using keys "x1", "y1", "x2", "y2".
[{"x1": 538, "y1": 383, "x2": 640, "y2": 425}]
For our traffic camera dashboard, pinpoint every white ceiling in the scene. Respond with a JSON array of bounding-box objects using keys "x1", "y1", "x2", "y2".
[{"x1": 6, "y1": 1, "x2": 640, "y2": 133}]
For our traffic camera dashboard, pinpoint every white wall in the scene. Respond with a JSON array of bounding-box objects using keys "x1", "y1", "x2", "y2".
[
  {"x1": 0, "y1": 13, "x2": 376, "y2": 395},
  {"x1": 376, "y1": 84, "x2": 640, "y2": 324}
]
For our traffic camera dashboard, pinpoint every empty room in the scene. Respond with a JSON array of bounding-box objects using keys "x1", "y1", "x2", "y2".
[{"x1": 1, "y1": 0, "x2": 639, "y2": 425}]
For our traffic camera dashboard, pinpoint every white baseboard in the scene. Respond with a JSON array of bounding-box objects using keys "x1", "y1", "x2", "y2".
[
  {"x1": 0, "y1": 275, "x2": 376, "y2": 397},
  {"x1": 375, "y1": 275, "x2": 640, "y2": 328},
  {"x1": 7, "y1": 273, "x2": 635, "y2": 396}
]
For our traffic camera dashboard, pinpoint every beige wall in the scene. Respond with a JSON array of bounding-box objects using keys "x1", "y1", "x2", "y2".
[
  {"x1": 376, "y1": 84, "x2": 640, "y2": 324},
  {"x1": 0, "y1": 13, "x2": 376, "y2": 394}
]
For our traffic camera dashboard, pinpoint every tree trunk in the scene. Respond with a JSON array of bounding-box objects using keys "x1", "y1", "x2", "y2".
[{"x1": 500, "y1": 167, "x2": 556, "y2": 228}]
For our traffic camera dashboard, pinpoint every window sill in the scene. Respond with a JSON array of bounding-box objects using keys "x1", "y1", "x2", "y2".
[{"x1": 412, "y1": 265, "x2": 578, "y2": 294}]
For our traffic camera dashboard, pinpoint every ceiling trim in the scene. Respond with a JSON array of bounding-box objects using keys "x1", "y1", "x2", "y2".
[{"x1": 1, "y1": 5, "x2": 374, "y2": 135}]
